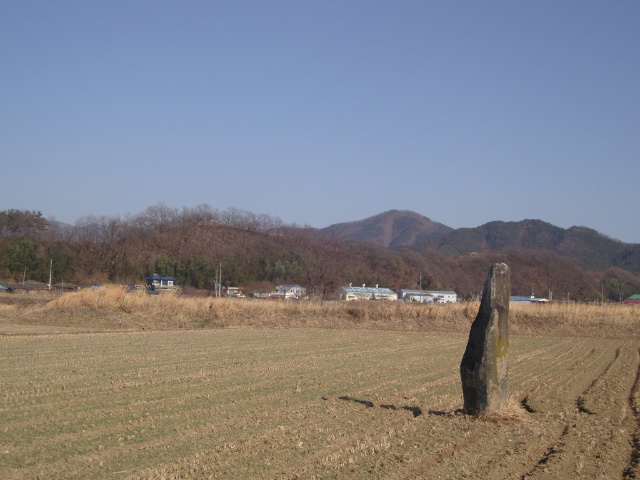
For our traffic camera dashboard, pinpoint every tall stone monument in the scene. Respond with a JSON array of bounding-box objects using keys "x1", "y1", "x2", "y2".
[{"x1": 460, "y1": 263, "x2": 510, "y2": 414}]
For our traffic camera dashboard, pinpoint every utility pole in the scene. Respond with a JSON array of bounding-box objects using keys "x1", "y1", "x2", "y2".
[{"x1": 215, "y1": 264, "x2": 219, "y2": 297}]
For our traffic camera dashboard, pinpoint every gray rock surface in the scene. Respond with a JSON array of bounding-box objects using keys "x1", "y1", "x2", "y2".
[{"x1": 460, "y1": 263, "x2": 510, "y2": 414}]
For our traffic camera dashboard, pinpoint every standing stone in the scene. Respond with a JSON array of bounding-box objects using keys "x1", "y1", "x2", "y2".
[{"x1": 460, "y1": 263, "x2": 510, "y2": 414}]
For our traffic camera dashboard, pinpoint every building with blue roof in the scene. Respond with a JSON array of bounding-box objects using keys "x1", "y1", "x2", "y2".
[{"x1": 510, "y1": 295, "x2": 548, "y2": 303}]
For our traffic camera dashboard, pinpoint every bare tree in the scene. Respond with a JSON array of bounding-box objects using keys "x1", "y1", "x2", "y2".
[{"x1": 0, "y1": 209, "x2": 48, "y2": 239}]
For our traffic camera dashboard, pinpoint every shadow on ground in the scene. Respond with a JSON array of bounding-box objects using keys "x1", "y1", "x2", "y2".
[{"x1": 336, "y1": 395, "x2": 423, "y2": 417}]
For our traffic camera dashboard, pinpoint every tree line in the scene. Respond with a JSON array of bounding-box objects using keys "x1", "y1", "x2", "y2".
[{"x1": 0, "y1": 206, "x2": 638, "y2": 301}]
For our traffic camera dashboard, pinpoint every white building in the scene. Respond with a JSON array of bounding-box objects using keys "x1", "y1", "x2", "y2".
[
  {"x1": 336, "y1": 284, "x2": 398, "y2": 301},
  {"x1": 275, "y1": 284, "x2": 307, "y2": 300},
  {"x1": 396, "y1": 289, "x2": 457, "y2": 303}
]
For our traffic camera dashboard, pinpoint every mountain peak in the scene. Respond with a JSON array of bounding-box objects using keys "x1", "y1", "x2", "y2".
[{"x1": 319, "y1": 210, "x2": 452, "y2": 248}]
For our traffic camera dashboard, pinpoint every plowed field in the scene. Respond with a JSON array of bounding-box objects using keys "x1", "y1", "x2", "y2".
[{"x1": 1, "y1": 328, "x2": 639, "y2": 479}]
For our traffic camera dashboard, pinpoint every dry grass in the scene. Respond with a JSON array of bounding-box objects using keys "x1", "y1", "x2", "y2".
[
  {"x1": 0, "y1": 303, "x2": 18, "y2": 316},
  {"x1": 1, "y1": 285, "x2": 639, "y2": 338},
  {"x1": 508, "y1": 301, "x2": 640, "y2": 338}
]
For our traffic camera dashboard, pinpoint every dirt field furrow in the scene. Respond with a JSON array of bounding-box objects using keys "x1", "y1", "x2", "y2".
[
  {"x1": 575, "y1": 347, "x2": 620, "y2": 415},
  {"x1": 520, "y1": 341, "x2": 619, "y2": 415},
  {"x1": 2, "y1": 324, "x2": 640, "y2": 479},
  {"x1": 520, "y1": 342, "x2": 640, "y2": 479},
  {"x1": 623, "y1": 348, "x2": 640, "y2": 479}
]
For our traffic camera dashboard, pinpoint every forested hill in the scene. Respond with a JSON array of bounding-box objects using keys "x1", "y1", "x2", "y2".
[
  {"x1": 319, "y1": 210, "x2": 452, "y2": 248},
  {"x1": 321, "y1": 213, "x2": 640, "y2": 273},
  {"x1": 416, "y1": 220, "x2": 640, "y2": 272},
  {"x1": 1, "y1": 206, "x2": 639, "y2": 301}
]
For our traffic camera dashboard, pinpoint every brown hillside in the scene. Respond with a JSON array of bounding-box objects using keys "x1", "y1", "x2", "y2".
[
  {"x1": 2, "y1": 206, "x2": 639, "y2": 301},
  {"x1": 319, "y1": 210, "x2": 452, "y2": 248}
]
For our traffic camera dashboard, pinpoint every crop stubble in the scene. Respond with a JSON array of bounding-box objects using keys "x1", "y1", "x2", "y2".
[{"x1": 1, "y1": 329, "x2": 639, "y2": 479}]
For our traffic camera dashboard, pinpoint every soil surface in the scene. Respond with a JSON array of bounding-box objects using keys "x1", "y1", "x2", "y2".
[{"x1": 1, "y1": 324, "x2": 638, "y2": 479}]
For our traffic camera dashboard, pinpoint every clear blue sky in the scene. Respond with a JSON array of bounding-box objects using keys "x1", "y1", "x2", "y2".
[{"x1": 1, "y1": 1, "x2": 638, "y2": 242}]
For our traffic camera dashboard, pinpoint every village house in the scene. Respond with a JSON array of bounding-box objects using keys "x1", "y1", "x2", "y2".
[
  {"x1": 145, "y1": 274, "x2": 176, "y2": 290},
  {"x1": 510, "y1": 295, "x2": 549, "y2": 303},
  {"x1": 396, "y1": 289, "x2": 458, "y2": 303},
  {"x1": 224, "y1": 286, "x2": 245, "y2": 297},
  {"x1": 275, "y1": 284, "x2": 306, "y2": 299},
  {"x1": 335, "y1": 284, "x2": 398, "y2": 301},
  {"x1": 7, "y1": 280, "x2": 50, "y2": 294}
]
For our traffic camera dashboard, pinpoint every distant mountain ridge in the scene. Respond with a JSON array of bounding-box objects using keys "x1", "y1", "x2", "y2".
[
  {"x1": 320, "y1": 211, "x2": 640, "y2": 272},
  {"x1": 319, "y1": 210, "x2": 452, "y2": 248}
]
